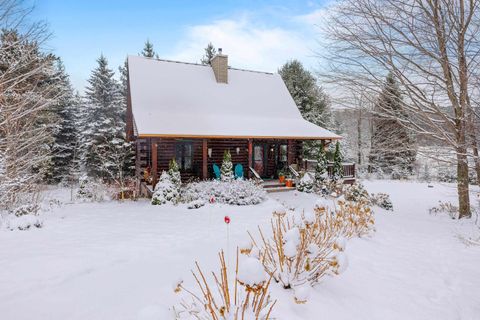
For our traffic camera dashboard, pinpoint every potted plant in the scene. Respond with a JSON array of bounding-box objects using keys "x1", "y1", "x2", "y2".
[
  {"x1": 284, "y1": 172, "x2": 294, "y2": 187},
  {"x1": 278, "y1": 168, "x2": 286, "y2": 183}
]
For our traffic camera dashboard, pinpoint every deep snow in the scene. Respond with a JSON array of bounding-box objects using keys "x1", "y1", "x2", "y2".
[{"x1": 0, "y1": 180, "x2": 479, "y2": 320}]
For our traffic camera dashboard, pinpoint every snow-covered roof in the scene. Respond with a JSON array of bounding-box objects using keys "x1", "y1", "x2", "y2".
[{"x1": 127, "y1": 55, "x2": 340, "y2": 140}]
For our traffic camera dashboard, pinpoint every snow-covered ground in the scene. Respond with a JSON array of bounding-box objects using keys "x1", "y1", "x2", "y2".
[{"x1": 0, "y1": 180, "x2": 479, "y2": 320}]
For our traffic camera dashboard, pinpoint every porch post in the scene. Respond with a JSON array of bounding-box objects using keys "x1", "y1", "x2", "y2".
[
  {"x1": 248, "y1": 138, "x2": 253, "y2": 178},
  {"x1": 287, "y1": 139, "x2": 294, "y2": 165},
  {"x1": 151, "y1": 139, "x2": 158, "y2": 187},
  {"x1": 202, "y1": 139, "x2": 208, "y2": 180}
]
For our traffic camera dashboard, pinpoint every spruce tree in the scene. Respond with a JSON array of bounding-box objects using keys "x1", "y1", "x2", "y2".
[
  {"x1": 140, "y1": 40, "x2": 157, "y2": 58},
  {"x1": 47, "y1": 59, "x2": 79, "y2": 183},
  {"x1": 83, "y1": 55, "x2": 131, "y2": 179},
  {"x1": 279, "y1": 60, "x2": 333, "y2": 157},
  {"x1": 168, "y1": 159, "x2": 181, "y2": 187},
  {"x1": 200, "y1": 42, "x2": 217, "y2": 65},
  {"x1": 220, "y1": 150, "x2": 234, "y2": 182},
  {"x1": 333, "y1": 142, "x2": 344, "y2": 180},
  {"x1": 369, "y1": 73, "x2": 416, "y2": 178}
]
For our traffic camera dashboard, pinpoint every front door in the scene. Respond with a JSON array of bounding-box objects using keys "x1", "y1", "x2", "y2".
[{"x1": 253, "y1": 144, "x2": 266, "y2": 177}]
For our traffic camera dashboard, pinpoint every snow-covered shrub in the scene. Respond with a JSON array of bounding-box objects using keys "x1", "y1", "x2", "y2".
[
  {"x1": 187, "y1": 199, "x2": 205, "y2": 209},
  {"x1": 246, "y1": 207, "x2": 347, "y2": 295},
  {"x1": 429, "y1": 201, "x2": 459, "y2": 219},
  {"x1": 319, "y1": 178, "x2": 344, "y2": 197},
  {"x1": 296, "y1": 173, "x2": 315, "y2": 193},
  {"x1": 173, "y1": 250, "x2": 275, "y2": 319},
  {"x1": 220, "y1": 150, "x2": 234, "y2": 182},
  {"x1": 181, "y1": 179, "x2": 266, "y2": 205},
  {"x1": 344, "y1": 182, "x2": 370, "y2": 203},
  {"x1": 11, "y1": 203, "x2": 40, "y2": 217},
  {"x1": 314, "y1": 147, "x2": 328, "y2": 182},
  {"x1": 370, "y1": 193, "x2": 393, "y2": 211},
  {"x1": 76, "y1": 176, "x2": 108, "y2": 202},
  {"x1": 332, "y1": 141, "x2": 344, "y2": 180},
  {"x1": 2, "y1": 214, "x2": 43, "y2": 231},
  {"x1": 151, "y1": 171, "x2": 179, "y2": 205},
  {"x1": 168, "y1": 159, "x2": 181, "y2": 188}
]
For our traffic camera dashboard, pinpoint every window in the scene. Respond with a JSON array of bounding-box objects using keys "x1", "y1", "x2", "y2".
[
  {"x1": 175, "y1": 141, "x2": 193, "y2": 171},
  {"x1": 279, "y1": 144, "x2": 288, "y2": 162}
]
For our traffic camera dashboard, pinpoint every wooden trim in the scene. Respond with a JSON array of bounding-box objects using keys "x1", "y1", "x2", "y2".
[
  {"x1": 202, "y1": 139, "x2": 208, "y2": 180},
  {"x1": 137, "y1": 133, "x2": 341, "y2": 140},
  {"x1": 248, "y1": 139, "x2": 253, "y2": 178},
  {"x1": 151, "y1": 139, "x2": 158, "y2": 187}
]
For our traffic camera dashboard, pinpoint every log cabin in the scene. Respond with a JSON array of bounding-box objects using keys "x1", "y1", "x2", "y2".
[{"x1": 126, "y1": 50, "x2": 349, "y2": 190}]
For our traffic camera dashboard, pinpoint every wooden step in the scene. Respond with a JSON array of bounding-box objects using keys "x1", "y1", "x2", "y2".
[
  {"x1": 262, "y1": 181, "x2": 286, "y2": 188},
  {"x1": 265, "y1": 186, "x2": 296, "y2": 193}
]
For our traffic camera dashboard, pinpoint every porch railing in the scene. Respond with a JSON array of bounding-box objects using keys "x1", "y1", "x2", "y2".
[{"x1": 302, "y1": 159, "x2": 356, "y2": 180}]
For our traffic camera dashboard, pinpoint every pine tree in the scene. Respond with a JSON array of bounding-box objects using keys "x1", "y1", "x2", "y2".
[
  {"x1": 140, "y1": 39, "x2": 158, "y2": 58},
  {"x1": 46, "y1": 59, "x2": 80, "y2": 184},
  {"x1": 201, "y1": 42, "x2": 217, "y2": 65},
  {"x1": 83, "y1": 55, "x2": 131, "y2": 180},
  {"x1": 369, "y1": 73, "x2": 416, "y2": 178},
  {"x1": 315, "y1": 145, "x2": 328, "y2": 182},
  {"x1": 332, "y1": 142, "x2": 344, "y2": 181},
  {"x1": 279, "y1": 60, "x2": 334, "y2": 157},
  {"x1": 220, "y1": 150, "x2": 234, "y2": 182}
]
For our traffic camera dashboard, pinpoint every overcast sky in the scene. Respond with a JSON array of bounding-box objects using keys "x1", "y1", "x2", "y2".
[{"x1": 31, "y1": 0, "x2": 331, "y2": 92}]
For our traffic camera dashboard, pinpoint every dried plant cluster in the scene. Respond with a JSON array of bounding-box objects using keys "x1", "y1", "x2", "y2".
[
  {"x1": 333, "y1": 200, "x2": 375, "y2": 238},
  {"x1": 173, "y1": 250, "x2": 276, "y2": 320},
  {"x1": 242, "y1": 200, "x2": 374, "y2": 304},
  {"x1": 243, "y1": 206, "x2": 348, "y2": 303}
]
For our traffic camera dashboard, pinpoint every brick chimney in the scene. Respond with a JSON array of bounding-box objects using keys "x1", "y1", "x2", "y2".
[{"x1": 211, "y1": 48, "x2": 228, "y2": 84}]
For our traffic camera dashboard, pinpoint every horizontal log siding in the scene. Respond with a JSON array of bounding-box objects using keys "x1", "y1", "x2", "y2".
[{"x1": 136, "y1": 138, "x2": 303, "y2": 181}]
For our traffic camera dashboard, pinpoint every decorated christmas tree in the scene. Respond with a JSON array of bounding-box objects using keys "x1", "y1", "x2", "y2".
[{"x1": 221, "y1": 150, "x2": 234, "y2": 182}]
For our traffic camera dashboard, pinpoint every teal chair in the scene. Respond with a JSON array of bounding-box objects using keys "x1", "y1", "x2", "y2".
[
  {"x1": 234, "y1": 164, "x2": 244, "y2": 179},
  {"x1": 213, "y1": 164, "x2": 221, "y2": 180}
]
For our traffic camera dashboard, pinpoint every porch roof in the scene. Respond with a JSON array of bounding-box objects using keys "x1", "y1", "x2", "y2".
[{"x1": 128, "y1": 55, "x2": 341, "y2": 140}]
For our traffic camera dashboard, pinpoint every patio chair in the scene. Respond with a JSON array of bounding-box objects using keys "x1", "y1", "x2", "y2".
[
  {"x1": 234, "y1": 164, "x2": 244, "y2": 179},
  {"x1": 213, "y1": 163, "x2": 221, "y2": 180}
]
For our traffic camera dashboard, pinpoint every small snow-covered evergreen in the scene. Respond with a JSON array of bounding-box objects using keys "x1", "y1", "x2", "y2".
[
  {"x1": 314, "y1": 146, "x2": 328, "y2": 182},
  {"x1": 296, "y1": 173, "x2": 315, "y2": 193},
  {"x1": 220, "y1": 150, "x2": 234, "y2": 182},
  {"x1": 168, "y1": 159, "x2": 181, "y2": 188},
  {"x1": 151, "y1": 171, "x2": 180, "y2": 205},
  {"x1": 332, "y1": 141, "x2": 344, "y2": 181}
]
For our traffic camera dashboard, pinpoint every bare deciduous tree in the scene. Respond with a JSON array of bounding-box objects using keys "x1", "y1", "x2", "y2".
[{"x1": 320, "y1": 0, "x2": 480, "y2": 218}]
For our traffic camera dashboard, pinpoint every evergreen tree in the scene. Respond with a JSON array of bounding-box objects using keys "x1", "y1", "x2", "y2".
[
  {"x1": 315, "y1": 145, "x2": 328, "y2": 182},
  {"x1": 220, "y1": 150, "x2": 234, "y2": 181},
  {"x1": 369, "y1": 73, "x2": 416, "y2": 178},
  {"x1": 333, "y1": 142, "x2": 344, "y2": 180},
  {"x1": 83, "y1": 55, "x2": 131, "y2": 179},
  {"x1": 200, "y1": 42, "x2": 217, "y2": 65},
  {"x1": 279, "y1": 60, "x2": 334, "y2": 157},
  {"x1": 47, "y1": 59, "x2": 80, "y2": 183},
  {"x1": 168, "y1": 159, "x2": 181, "y2": 187},
  {"x1": 140, "y1": 39, "x2": 158, "y2": 58}
]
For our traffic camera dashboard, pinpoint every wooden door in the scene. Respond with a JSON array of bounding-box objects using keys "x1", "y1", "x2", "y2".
[{"x1": 253, "y1": 144, "x2": 265, "y2": 177}]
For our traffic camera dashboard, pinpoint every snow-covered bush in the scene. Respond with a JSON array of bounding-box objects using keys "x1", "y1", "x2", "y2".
[
  {"x1": 151, "y1": 171, "x2": 180, "y2": 205},
  {"x1": 1, "y1": 214, "x2": 43, "y2": 231},
  {"x1": 296, "y1": 173, "x2": 315, "y2": 193},
  {"x1": 370, "y1": 193, "x2": 393, "y2": 211},
  {"x1": 344, "y1": 182, "x2": 370, "y2": 203},
  {"x1": 187, "y1": 199, "x2": 205, "y2": 209},
  {"x1": 76, "y1": 176, "x2": 108, "y2": 202},
  {"x1": 220, "y1": 150, "x2": 234, "y2": 182},
  {"x1": 314, "y1": 147, "x2": 328, "y2": 182},
  {"x1": 172, "y1": 250, "x2": 275, "y2": 319},
  {"x1": 11, "y1": 203, "x2": 40, "y2": 217},
  {"x1": 181, "y1": 179, "x2": 266, "y2": 205}
]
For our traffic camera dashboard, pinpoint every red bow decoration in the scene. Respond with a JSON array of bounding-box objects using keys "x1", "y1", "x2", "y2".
[
  {"x1": 209, "y1": 196, "x2": 216, "y2": 204},
  {"x1": 224, "y1": 216, "x2": 231, "y2": 224}
]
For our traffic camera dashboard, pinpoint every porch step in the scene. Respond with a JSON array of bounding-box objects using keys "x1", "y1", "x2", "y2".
[
  {"x1": 262, "y1": 181, "x2": 287, "y2": 188},
  {"x1": 265, "y1": 186, "x2": 296, "y2": 193}
]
